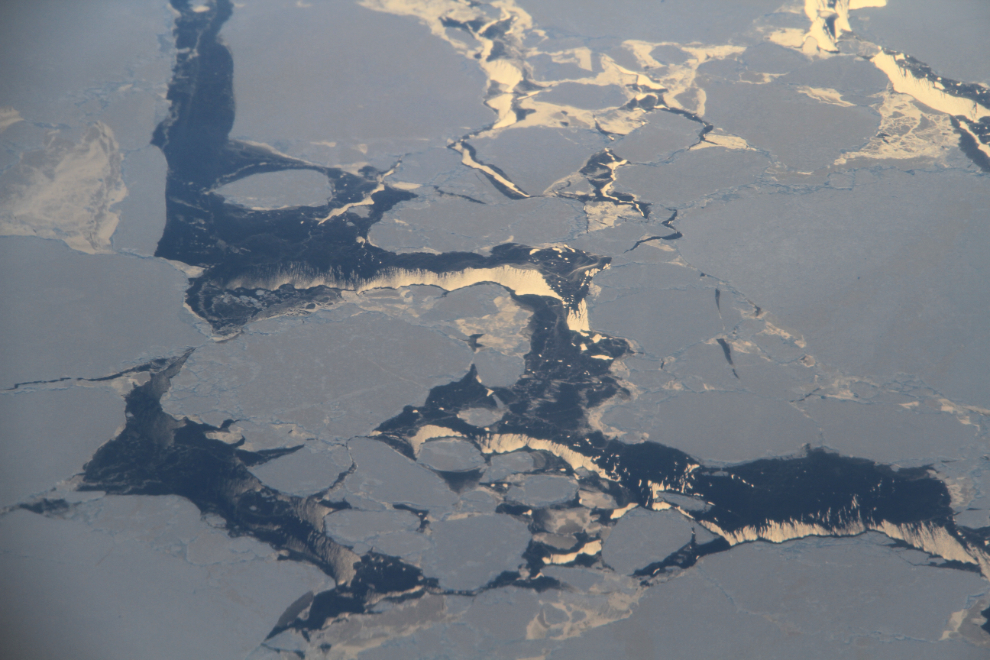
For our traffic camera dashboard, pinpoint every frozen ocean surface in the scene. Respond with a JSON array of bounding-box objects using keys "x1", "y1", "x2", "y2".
[{"x1": 2, "y1": 0, "x2": 990, "y2": 658}]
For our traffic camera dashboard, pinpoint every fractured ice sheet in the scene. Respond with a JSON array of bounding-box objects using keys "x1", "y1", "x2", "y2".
[
  {"x1": 834, "y1": 89, "x2": 966, "y2": 167},
  {"x1": 0, "y1": 237, "x2": 206, "y2": 389},
  {"x1": 8, "y1": 0, "x2": 990, "y2": 657},
  {"x1": 0, "y1": 0, "x2": 174, "y2": 127},
  {"x1": 850, "y1": 0, "x2": 990, "y2": 85},
  {"x1": 677, "y1": 168, "x2": 990, "y2": 409},
  {"x1": 615, "y1": 147, "x2": 770, "y2": 207},
  {"x1": 162, "y1": 308, "x2": 474, "y2": 442}
]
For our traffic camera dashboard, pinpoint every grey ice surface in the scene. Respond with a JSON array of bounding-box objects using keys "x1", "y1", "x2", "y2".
[
  {"x1": 611, "y1": 110, "x2": 703, "y2": 163},
  {"x1": 422, "y1": 514, "x2": 531, "y2": 590},
  {"x1": 589, "y1": 263, "x2": 723, "y2": 358},
  {"x1": 698, "y1": 79, "x2": 881, "y2": 172},
  {"x1": 616, "y1": 147, "x2": 770, "y2": 207},
  {"x1": 851, "y1": 0, "x2": 990, "y2": 84},
  {"x1": 222, "y1": 0, "x2": 491, "y2": 162},
  {"x1": 0, "y1": 386, "x2": 124, "y2": 508},
  {"x1": 602, "y1": 507, "x2": 695, "y2": 574},
  {"x1": 345, "y1": 438, "x2": 459, "y2": 514},
  {"x1": 545, "y1": 534, "x2": 988, "y2": 660},
  {"x1": 800, "y1": 397, "x2": 980, "y2": 464},
  {"x1": 538, "y1": 83, "x2": 628, "y2": 110},
  {"x1": 162, "y1": 308, "x2": 474, "y2": 442},
  {"x1": 677, "y1": 169, "x2": 990, "y2": 409},
  {"x1": 523, "y1": 0, "x2": 781, "y2": 44},
  {"x1": 324, "y1": 507, "x2": 424, "y2": 557},
  {"x1": 5, "y1": 1, "x2": 990, "y2": 658},
  {"x1": 472, "y1": 127, "x2": 608, "y2": 195},
  {"x1": 372, "y1": 195, "x2": 580, "y2": 253},
  {"x1": 0, "y1": 0, "x2": 173, "y2": 127},
  {"x1": 483, "y1": 451, "x2": 536, "y2": 482},
  {"x1": 110, "y1": 147, "x2": 168, "y2": 255},
  {"x1": 603, "y1": 390, "x2": 820, "y2": 463},
  {"x1": 0, "y1": 498, "x2": 331, "y2": 660},
  {"x1": 0, "y1": 236, "x2": 206, "y2": 389},
  {"x1": 506, "y1": 474, "x2": 579, "y2": 507}
]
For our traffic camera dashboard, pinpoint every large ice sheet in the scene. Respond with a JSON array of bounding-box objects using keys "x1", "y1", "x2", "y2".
[
  {"x1": 0, "y1": 386, "x2": 124, "y2": 508},
  {"x1": 615, "y1": 147, "x2": 770, "y2": 207},
  {"x1": 0, "y1": 499, "x2": 331, "y2": 660},
  {"x1": 602, "y1": 507, "x2": 694, "y2": 574},
  {"x1": 800, "y1": 396, "x2": 980, "y2": 464},
  {"x1": 698, "y1": 77, "x2": 881, "y2": 172},
  {"x1": 0, "y1": 237, "x2": 206, "y2": 389},
  {"x1": 7, "y1": 0, "x2": 990, "y2": 656},
  {"x1": 851, "y1": 0, "x2": 990, "y2": 85},
  {"x1": 677, "y1": 169, "x2": 990, "y2": 408},
  {"x1": 0, "y1": 1, "x2": 173, "y2": 127},
  {"x1": 421, "y1": 514, "x2": 531, "y2": 590},
  {"x1": 546, "y1": 535, "x2": 988, "y2": 659},
  {"x1": 522, "y1": 0, "x2": 782, "y2": 44},
  {"x1": 222, "y1": 0, "x2": 491, "y2": 159}
]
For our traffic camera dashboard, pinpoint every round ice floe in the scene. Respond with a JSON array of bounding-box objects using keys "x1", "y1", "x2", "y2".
[
  {"x1": 417, "y1": 439, "x2": 485, "y2": 472},
  {"x1": 482, "y1": 451, "x2": 536, "y2": 482},
  {"x1": 457, "y1": 407, "x2": 505, "y2": 429},
  {"x1": 215, "y1": 169, "x2": 333, "y2": 209}
]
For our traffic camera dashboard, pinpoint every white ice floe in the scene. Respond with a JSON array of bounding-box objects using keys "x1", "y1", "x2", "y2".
[{"x1": 0, "y1": 122, "x2": 126, "y2": 254}]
